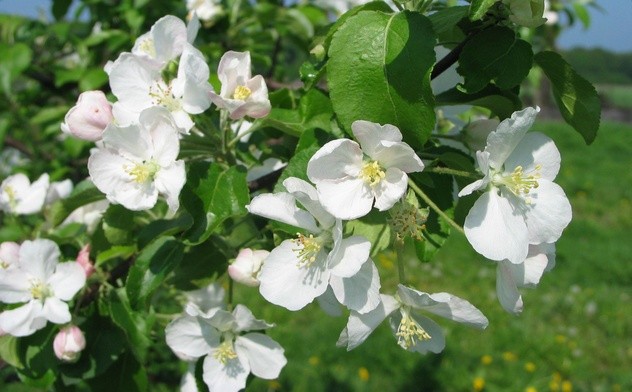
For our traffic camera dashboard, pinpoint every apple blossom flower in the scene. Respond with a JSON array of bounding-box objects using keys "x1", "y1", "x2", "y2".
[
  {"x1": 0, "y1": 242, "x2": 20, "y2": 271},
  {"x1": 228, "y1": 248, "x2": 268, "y2": 287},
  {"x1": 0, "y1": 173, "x2": 49, "y2": 215},
  {"x1": 337, "y1": 284, "x2": 488, "y2": 354},
  {"x1": 246, "y1": 158, "x2": 286, "y2": 182},
  {"x1": 61, "y1": 91, "x2": 113, "y2": 141},
  {"x1": 184, "y1": 282, "x2": 226, "y2": 316},
  {"x1": 458, "y1": 107, "x2": 572, "y2": 264},
  {"x1": 132, "y1": 15, "x2": 189, "y2": 67},
  {"x1": 165, "y1": 304, "x2": 287, "y2": 392},
  {"x1": 88, "y1": 107, "x2": 186, "y2": 213},
  {"x1": 210, "y1": 51, "x2": 271, "y2": 120},
  {"x1": 496, "y1": 242, "x2": 555, "y2": 314},
  {"x1": 62, "y1": 199, "x2": 109, "y2": 234},
  {"x1": 76, "y1": 244, "x2": 95, "y2": 278},
  {"x1": 53, "y1": 325, "x2": 86, "y2": 362},
  {"x1": 0, "y1": 239, "x2": 86, "y2": 337},
  {"x1": 45, "y1": 179, "x2": 73, "y2": 205},
  {"x1": 463, "y1": 118, "x2": 500, "y2": 152},
  {"x1": 186, "y1": 0, "x2": 224, "y2": 25},
  {"x1": 247, "y1": 177, "x2": 380, "y2": 313},
  {"x1": 108, "y1": 44, "x2": 213, "y2": 132},
  {"x1": 307, "y1": 120, "x2": 424, "y2": 220}
]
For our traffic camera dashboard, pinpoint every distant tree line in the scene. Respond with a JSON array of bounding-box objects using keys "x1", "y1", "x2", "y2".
[{"x1": 562, "y1": 48, "x2": 632, "y2": 84}]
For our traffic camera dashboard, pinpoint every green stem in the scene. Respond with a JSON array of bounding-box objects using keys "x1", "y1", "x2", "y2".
[
  {"x1": 227, "y1": 122, "x2": 260, "y2": 148},
  {"x1": 227, "y1": 277, "x2": 234, "y2": 312},
  {"x1": 408, "y1": 179, "x2": 465, "y2": 235},
  {"x1": 427, "y1": 166, "x2": 480, "y2": 179},
  {"x1": 394, "y1": 240, "x2": 407, "y2": 284}
]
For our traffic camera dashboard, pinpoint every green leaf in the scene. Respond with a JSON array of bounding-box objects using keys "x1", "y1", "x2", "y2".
[
  {"x1": 572, "y1": 3, "x2": 591, "y2": 28},
  {"x1": 345, "y1": 211, "x2": 391, "y2": 258},
  {"x1": 126, "y1": 236, "x2": 185, "y2": 309},
  {"x1": 48, "y1": 180, "x2": 106, "y2": 226},
  {"x1": 79, "y1": 67, "x2": 108, "y2": 90},
  {"x1": 435, "y1": 85, "x2": 522, "y2": 119},
  {"x1": 87, "y1": 352, "x2": 148, "y2": 392},
  {"x1": 429, "y1": 5, "x2": 468, "y2": 36},
  {"x1": 457, "y1": 27, "x2": 533, "y2": 94},
  {"x1": 535, "y1": 51, "x2": 601, "y2": 144},
  {"x1": 182, "y1": 163, "x2": 250, "y2": 245},
  {"x1": 95, "y1": 245, "x2": 136, "y2": 266},
  {"x1": 103, "y1": 205, "x2": 137, "y2": 245},
  {"x1": 258, "y1": 88, "x2": 333, "y2": 137},
  {"x1": 323, "y1": 1, "x2": 394, "y2": 50},
  {"x1": 52, "y1": 0, "x2": 73, "y2": 20},
  {"x1": 469, "y1": 0, "x2": 496, "y2": 21},
  {"x1": 137, "y1": 214, "x2": 194, "y2": 249},
  {"x1": 0, "y1": 43, "x2": 32, "y2": 93},
  {"x1": 17, "y1": 325, "x2": 58, "y2": 382},
  {"x1": 108, "y1": 289, "x2": 154, "y2": 361},
  {"x1": 328, "y1": 10, "x2": 436, "y2": 149},
  {"x1": 170, "y1": 238, "x2": 228, "y2": 290},
  {"x1": 0, "y1": 335, "x2": 22, "y2": 368}
]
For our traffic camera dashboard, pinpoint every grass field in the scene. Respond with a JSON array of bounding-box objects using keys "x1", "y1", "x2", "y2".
[
  {"x1": 234, "y1": 120, "x2": 632, "y2": 392},
  {"x1": 597, "y1": 85, "x2": 632, "y2": 110}
]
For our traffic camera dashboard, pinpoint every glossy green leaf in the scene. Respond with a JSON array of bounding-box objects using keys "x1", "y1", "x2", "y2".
[
  {"x1": 345, "y1": 211, "x2": 391, "y2": 258},
  {"x1": 535, "y1": 51, "x2": 601, "y2": 144},
  {"x1": 137, "y1": 214, "x2": 194, "y2": 249},
  {"x1": 48, "y1": 180, "x2": 106, "y2": 227},
  {"x1": 429, "y1": 5, "x2": 468, "y2": 36},
  {"x1": 328, "y1": 10, "x2": 436, "y2": 149},
  {"x1": 457, "y1": 27, "x2": 533, "y2": 94},
  {"x1": 181, "y1": 163, "x2": 250, "y2": 245},
  {"x1": 435, "y1": 85, "x2": 522, "y2": 119},
  {"x1": 108, "y1": 289, "x2": 154, "y2": 361},
  {"x1": 87, "y1": 352, "x2": 148, "y2": 392},
  {"x1": 258, "y1": 88, "x2": 333, "y2": 137},
  {"x1": 126, "y1": 236, "x2": 185, "y2": 309},
  {"x1": 0, "y1": 43, "x2": 32, "y2": 93}
]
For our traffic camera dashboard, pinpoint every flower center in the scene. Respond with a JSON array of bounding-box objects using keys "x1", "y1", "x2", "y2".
[
  {"x1": 233, "y1": 85, "x2": 252, "y2": 101},
  {"x1": 494, "y1": 164, "x2": 541, "y2": 202},
  {"x1": 359, "y1": 160, "x2": 385, "y2": 187},
  {"x1": 389, "y1": 202, "x2": 428, "y2": 242},
  {"x1": 396, "y1": 308, "x2": 431, "y2": 350},
  {"x1": 292, "y1": 233, "x2": 325, "y2": 268},
  {"x1": 213, "y1": 341, "x2": 238, "y2": 365},
  {"x1": 149, "y1": 82, "x2": 181, "y2": 112},
  {"x1": 125, "y1": 160, "x2": 160, "y2": 184},
  {"x1": 30, "y1": 280, "x2": 53, "y2": 300},
  {"x1": 138, "y1": 38, "x2": 156, "y2": 58},
  {"x1": 3, "y1": 185, "x2": 17, "y2": 209}
]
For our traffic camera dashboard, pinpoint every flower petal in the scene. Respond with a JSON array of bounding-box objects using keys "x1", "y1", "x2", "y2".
[
  {"x1": 203, "y1": 350, "x2": 249, "y2": 392},
  {"x1": 258, "y1": 240, "x2": 330, "y2": 311},
  {"x1": 232, "y1": 304, "x2": 273, "y2": 333},
  {"x1": 0, "y1": 269, "x2": 32, "y2": 303},
  {"x1": 485, "y1": 107, "x2": 539, "y2": 170},
  {"x1": 283, "y1": 177, "x2": 334, "y2": 229},
  {"x1": 504, "y1": 132, "x2": 560, "y2": 181},
  {"x1": 154, "y1": 161, "x2": 186, "y2": 213},
  {"x1": 329, "y1": 259, "x2": 381, "y2": 314},
  {"x1": 247, "y1": 192, "x2": 320, "y2": 233},
  {"x1": 352, "y1": 120, "x2": 402, "y2": 157},
  {"x1": 165, "y1": 315, "x2": 219, "y2": 358},
  {"x1": 0, "y1": 301, "x2": 46, "y2": 337},
  {"x1": 328, "y1": 235, "x2": 370, "y2": 278},
  {"x1": 397, "y1": 285, "x2": 489, "y2": 329},
  {"x1": 307, "y1": 139, "x2": 363, "y2": 182},
  {"x1": 523, "y1": 180, "x2": 572, "y2": 244},
  {"x1": 18, "y1": 239, "x2": 60, "y2": 281},
  {"x1": 372, "y1": 141, "x2": 424, "y2": 173},
  {"x1": 373, "y1": 167, "x2": 407, "y2": 211},
  {"x1": 464, "y1": 190, "x2": 529, "y2": 263},
  {"x1": 235, "y1": 333, "x2": 287, "y2": 379},
  {"x1": 48, "y1": 262, "x2": 86, "y2": 301},
  {"x1": 42, "y1": 297, "x2": 71, "y2": 324},
  {"x1": 389, "y1": 312, "x2": 446, "y2": 354},
  {"x1": 496, "y1": 260, "x2": 523, "y2": 314},
  {"x1": 337, "y1": 294, "x2": 399, "y2": 350},
  {"x1": 317, "y1": 178, "x2": 373, "y2": 220}
]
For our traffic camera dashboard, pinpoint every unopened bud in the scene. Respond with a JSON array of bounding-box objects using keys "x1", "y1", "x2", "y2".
[
  {"x1": 53, "y1": 325, "x2": 86, "y2": 362},
  {"x1": 76, "y1": 244, "x2": 95, "y2": 278},
  {"x1": 228, "y1": 248, "x2": 268, "y2": 287},
  {"x1": 61, "y1": 91, "x2": 113, "y2": 141}
]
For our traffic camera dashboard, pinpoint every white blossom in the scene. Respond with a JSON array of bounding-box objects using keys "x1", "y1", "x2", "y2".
[
  {"x1": 62, "y1": 199, "x2": 109, "y2": 234},
  {"x1": 210, "y1": 51, "x2": 271, "y2": 120},
  {"x1": 228, "y1": 248, "x2": 268, "y2": 287},
  {"x1": 458, "y1": 107, "x2": 572, "y2": 264},
  {"x1": 88, "y1": 107, "x2": 186, "y2": 213},
  {"x1": 504, "y1": 0, "x2": 546, "y2": 28},
  {"x1": 337, "y1": 285, "x2": 488, "y2": 354},
  {"x1": 186, "y1": 0, "x2": 224, "y2": 24},
  {"x1": 0, "y1": 173, "x2": 49, "y2": 215},
  {"x1": 307, "y1": 120, "x2": 424, "y2": 220},
  {"x1": 0, "y1": 239, "x2": 86, "y2": 337},
  {"x1": 45, "y1": 179, "x2": 73, "y2": 205},
  {"x1": 131, "y1": 15, "x2": 194, "y2": 67},
  {"x1": 247, "y1": 177, "x2": 380, "y2": 313},
  {"x1": 165, "y1": 304, "x2": 287, "y2": 392},
  {"x1": 61, "y1": 91, "x2": 114, "y2": 141},
  {"x1": 0, "y1": 242, "x2": 20, "y2": 271}
]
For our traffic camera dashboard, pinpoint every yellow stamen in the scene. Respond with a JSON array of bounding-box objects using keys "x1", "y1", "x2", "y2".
[
  {"x1": 396, "y1": 309, "x2": 431, "y2": 349},
  {"x1": 4, "y1": 185, "x2": 17, "y2": 210},
  {"x1": 138, "y1": 38, "x2": 156, "y2": 58},
  {"x1": 359, "y1": 160, "x2": 385, "y2": 187},
  {"x1": 149, "y1": 82, "x2": 181, "y2": 111},
  {"x1": 213, "y1": 341, "x2": 238, "y2": 365},
  {"x1": 125, "y1": 160, "x2": 160, "y2": 184},
  {"x1": 233, "y1": 85, "x2": 252, "y2": 101},
  {"x1": 495, "y1": 164, "x2": 542, "y2": 202},
  {"x1": 30, "y1": 280, "x2": 52, "y2": 300},
  {"x1": 292, "y1": 233, "x2": 323, "y2": 268}
]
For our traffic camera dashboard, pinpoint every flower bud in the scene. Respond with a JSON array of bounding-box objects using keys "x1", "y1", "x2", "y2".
[
  {"x1": 53, "y1": 325, "x2": 86, "y2": 362},
  {"x1": 61, "y1": 91, "x2": 113, "y2": 141},
  {"x1": 504, "y1": 0, "x2": 546, "y2": 28},
  {"x1": 76, "y1": 244, "x2": 95, "y2": 278},
  {"x1": 228, "y1": 248, "x2": 268, "y2": 287}
]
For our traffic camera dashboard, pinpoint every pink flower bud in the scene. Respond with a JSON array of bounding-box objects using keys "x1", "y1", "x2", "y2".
[
  {"x1": 61, "y1": 91, "x2": 113, "y2": 141},
  {"x1": 76, "y1": 244, "x2": 95, "y2": 278},
  {"x1": 228, "y1": 248, "x2": 268, "y2": 287},
  {"x1": 53, "y1": 325, "x2": 86, "y2": 362}
]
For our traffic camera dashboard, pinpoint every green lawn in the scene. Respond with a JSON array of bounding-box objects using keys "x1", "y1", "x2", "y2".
[{"x1": 235, "y1": 120, "x2": 632, "y2": 392}]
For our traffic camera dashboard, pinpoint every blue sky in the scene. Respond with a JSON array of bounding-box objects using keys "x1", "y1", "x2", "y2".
[{"x1": 1, "y1": 0, "x2": 631, "y2": 52}]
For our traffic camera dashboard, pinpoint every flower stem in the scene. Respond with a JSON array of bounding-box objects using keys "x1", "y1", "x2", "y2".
[
  {"x1": 407, "y1": 179, "x2": 465, "y2": 235},
  {"x1": 427, "y1": 166, "x2": 480, "y2": 179},
  {"x1": 227, "y1": 277, "x2": 234, "y2": 312}
]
